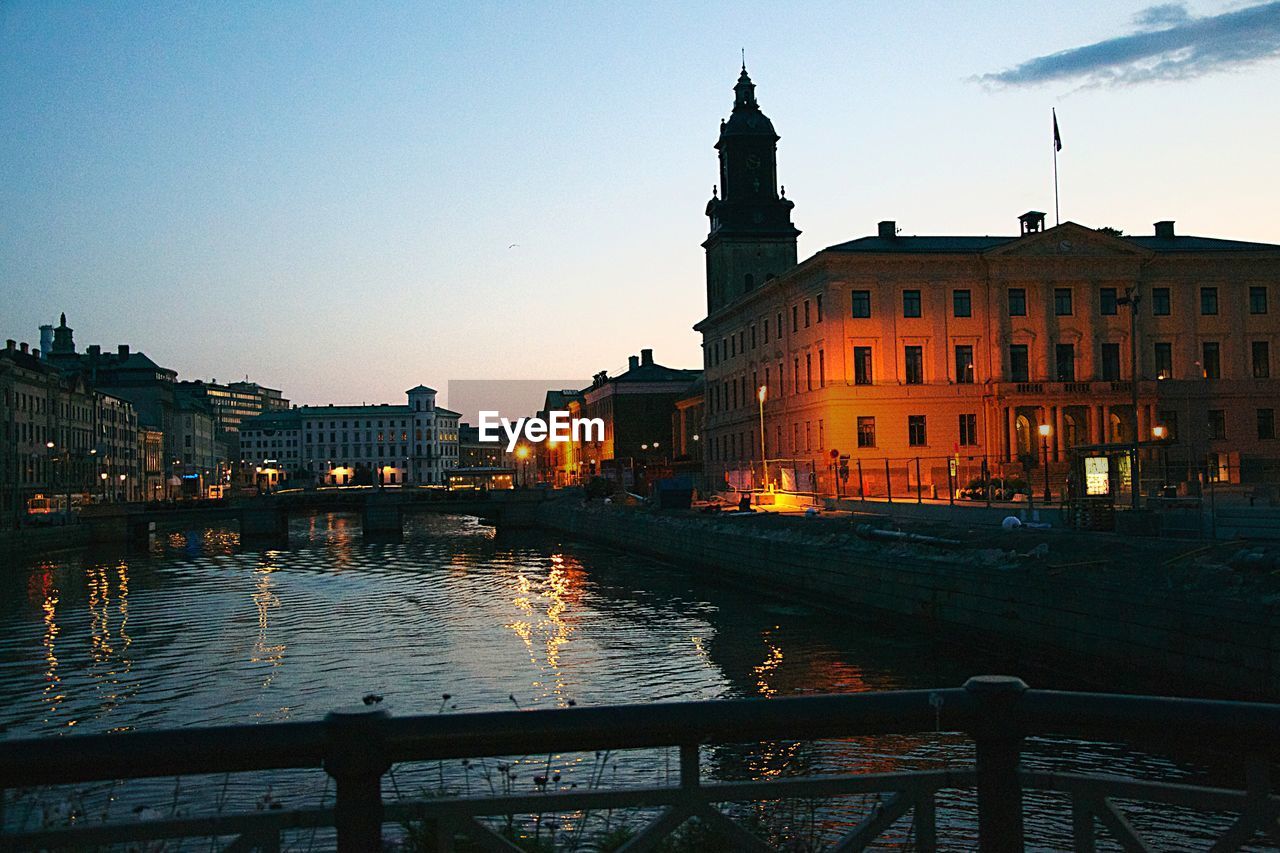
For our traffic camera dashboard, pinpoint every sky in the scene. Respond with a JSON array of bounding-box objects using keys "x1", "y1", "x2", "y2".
[{"x1": 3, "y1": 1, "x2": 1279, "y2": 407}]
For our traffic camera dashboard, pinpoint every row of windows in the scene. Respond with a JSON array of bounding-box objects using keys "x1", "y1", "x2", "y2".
[
  {"x1": 846, "y1": 339, "x2": 1272, "y2": 385},
  {"x1": 709, "y1": 350, "x2": 828, "y2": 414},
  {"x1": 303, "y1": 418, "x2": 413, "y2": 431},
  {"x1": 708, "y1": 412, "x2": 983, "y2": 461},
  {"x1": 1192, "y1": 409, "x2": 1276, "y2": 441},
  {"x1": 848, "y1": 285, "x2": 1271, "y2": 320},
  {"x1": 710, "y1": 294, "x2": 825, "y2": 366},
  {"x1": 714, "y1": 408, "x2": 1277, "y2": 461}
]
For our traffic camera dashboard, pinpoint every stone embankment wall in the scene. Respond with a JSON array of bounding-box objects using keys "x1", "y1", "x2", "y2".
[
  {"x1": 537, "y1": 502, "x2": 1279, "y2": 699},
  {"x1": 0, "y1": 524, "x2": 90, "y2": 560}
]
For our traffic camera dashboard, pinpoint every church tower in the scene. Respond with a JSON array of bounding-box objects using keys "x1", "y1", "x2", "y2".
[{"x1": 703, "y1": 65, "x2": 799, "y2": 314}]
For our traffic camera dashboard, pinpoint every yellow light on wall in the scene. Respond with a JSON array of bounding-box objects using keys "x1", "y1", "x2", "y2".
[{"x1": 1152, "y1": 425, "x2": 1167, "y2": 439}]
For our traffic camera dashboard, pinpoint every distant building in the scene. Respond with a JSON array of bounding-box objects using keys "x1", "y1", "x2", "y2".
[
  {"x1": 450, "y1": 424, "x2": 515, "y2": 490},
  {"x1": 534, "y1": 351, "x2": 700, "y2": 486},
  {"x1": 141, "y1": 427, "x2": 164, "y2": 501},
  {"x1": 671, "y1": 376, "x2": 705, "y2": 463},
  {"x1": 581, "y1": 349, "x2": 700, "y2": 467},
  {"x1": 175, "y1": 379, "x2": 289, "y2": 475},
  {"x1": 533, "y1": 388, "x2": 584, "y2": 486},
  {"x1": 172, "y1": 385, "x2": 221, "y2": 495},
  {"x1": 2, "y1": 337, "x2": 141, "y2": 524},
  {"x1": 44, "y1": 314, "x2": 180, "y2": 467},
  {"x1": 238, "y1": 386, "x2": 461, "y2": 487},
  {"x1": 695, "y1": 67, "x2": 1280, "y2": 494}
]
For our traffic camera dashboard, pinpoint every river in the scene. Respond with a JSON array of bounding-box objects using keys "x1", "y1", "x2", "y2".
[{"x1": 0, "y1": 513, "x2": 1260, "y2": 850}]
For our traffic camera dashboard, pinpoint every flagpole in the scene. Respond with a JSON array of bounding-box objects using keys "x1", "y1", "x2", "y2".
[{"x1": 1052, "y1": 108, "x2": 1060, "y2": 226}]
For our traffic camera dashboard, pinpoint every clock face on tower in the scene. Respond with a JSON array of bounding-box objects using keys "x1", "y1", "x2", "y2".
[{"x1": 745, "y1": 154, "x2": 761, "y2": 170}]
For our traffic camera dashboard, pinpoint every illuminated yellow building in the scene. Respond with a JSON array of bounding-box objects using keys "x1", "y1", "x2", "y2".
[{"x1": 696, "y1": 68, "x2": 1280, "y2": 494}]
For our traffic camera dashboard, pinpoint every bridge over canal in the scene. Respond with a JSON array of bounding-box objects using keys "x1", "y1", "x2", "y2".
[{"x1": 80, "y1": 488, "x2": 551, "y2": 548}]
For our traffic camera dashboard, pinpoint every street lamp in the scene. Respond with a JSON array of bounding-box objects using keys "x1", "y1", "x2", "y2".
[
  {"x1": 119, "y1": 472, "x2": 127, "y2": 503},
  {"x1": 1116, "y1": 287, "x2": 1143, "y2": 509},
  {"x1": 1038, "y1": 423, "x2": 1052, "y2": 502},
  {"x1": 515, "y1": 444, "x2": 530, "y2": 487},
  {"x1": 757, "y1": 385, "x2": 768, "y2": 491},
  {"x1": 1152, "y1": 424, "x2": 1170, "y2": 492}
]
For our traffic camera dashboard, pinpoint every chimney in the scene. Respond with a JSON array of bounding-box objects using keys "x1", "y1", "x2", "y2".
[
  {"x1": 5, "y1": 340, "x2": 14, "y2": 353},
  {"x1": 628, "y1": 355, "x2": 639, "y2": 370},
  {"x1": 877, "y1": 220, "x2": 896, "y2": 238},
  {"x1": 88, "y1": 344, "x2": 100, "y2": 358},
  {"x1": 118, "y1": 344, "x2": 130, "y2": 358},
  {"x1": 1154, "y1": 220, "x2": 1175, "y2": 238},
  {"x1": 640, "y1": 348, "x2": 654, "y2": 366},
  {"x1": 19, "y1": 342, "x2": 28, "y2": 354},
  {"x1": 32, "y1": 349, "x2": 39, "y2": 359}
]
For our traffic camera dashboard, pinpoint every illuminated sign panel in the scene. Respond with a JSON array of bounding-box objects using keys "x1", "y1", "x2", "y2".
[{"x1": 1084, "y1": 456, "x2": 1110, "y2": 496}]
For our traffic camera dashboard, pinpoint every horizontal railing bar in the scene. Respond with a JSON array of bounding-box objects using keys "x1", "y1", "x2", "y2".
[
  {"x1": 1021, "y1": 771, "x2": 1278, "y2": 812},
  {"x1": 0, "y1": 720, "x2": 330, "y2": 788},
  {"x1": 0, "y1": 806, "x2": 333, "y2": 850},
  {"x1": 3, "y1": 771, "x2": 977, "y2": 849},
  {"x1": 1019, "y1": 691, "x2": 1280, "y2": 755},
  {"x1": 3, "y1": 687, "x2": 1279, "y2": 793},
  {"x1": 381, "y1": 689, "x2": 979, "y2": 761},
  {"x1": 382, "y1": 769, "x2": 978, "y2": 821}
]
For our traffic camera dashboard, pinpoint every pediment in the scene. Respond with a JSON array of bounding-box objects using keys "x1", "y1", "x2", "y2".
[{"x1": 984, "y1": 222, "x2": 1152, "y2": 258}]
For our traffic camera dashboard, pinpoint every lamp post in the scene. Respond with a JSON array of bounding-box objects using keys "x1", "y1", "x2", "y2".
[
  {"x1": 119, "y1": 472, "x2": 127, "y2": 503},
  {"x1": 1038, "y1": 423, "x2": 1052, "y2": 502},
  {"x1": 1117, "y1": 287, "x2": 1143, "y2": 509},
  {"x1": 757, "y1": 385, "x2": 768, "y2": 492},
  {"x1": 515, "y1": 445, "x2": 530, "y2": 488},
  {"x1": 1152, "y1": 424, "x2": 1169, "y2": 492}
]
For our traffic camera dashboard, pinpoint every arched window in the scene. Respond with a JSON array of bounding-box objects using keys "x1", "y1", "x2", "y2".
[
  {"x1": 1015, "y1": 415, "x2": 1032, "y2": 459},
  {"x1": 1063, "y1": 413, "x2": 1080, "y2": 449}
]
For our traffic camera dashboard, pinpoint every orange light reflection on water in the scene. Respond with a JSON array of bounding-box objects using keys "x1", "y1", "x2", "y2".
[
  {"x1": 504, "y1": 552, "x2": 587, "y2": 708},
  {"x1": 250, "y1": 554, "x2": 286, "y2": 687}
]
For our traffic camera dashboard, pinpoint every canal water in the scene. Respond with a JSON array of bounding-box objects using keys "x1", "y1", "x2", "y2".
[{"x1": 0, "y1": 514, "x2": 1260, "y2": 850}]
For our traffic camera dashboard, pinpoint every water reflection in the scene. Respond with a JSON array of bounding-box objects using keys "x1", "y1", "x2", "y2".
[
  {"x1": 250, "y1": 555, "x2": 286, "y2": 687},
  {"x1": 0, "y1": 515, "x2": 1246, "y2": 848},
  {"x1": 504, "y1": 551, "x2": 584, "y2": 707},
  {"x1": 27, "y1": 565, "x2": 63, "y2": 722},
  {"x1": 84, "y1": 561, "x2": 136, "y2": 724}
]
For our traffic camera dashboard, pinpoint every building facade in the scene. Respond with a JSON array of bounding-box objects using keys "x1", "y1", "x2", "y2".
[
  {"x1": 238, "y1": 386, "x2": 461, "y2": 487},
  {"x1": 535, "y1": 350, "x2": 700, "y2": 486},
  {"x1": 2, "y1": 337, "x2": 142, "y2": 525},
  {"x1": 695, "y1": 69, "x2": 1280, "y2": 495}
]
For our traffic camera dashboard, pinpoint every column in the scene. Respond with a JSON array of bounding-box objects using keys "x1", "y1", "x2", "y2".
[
  {"x1": 1053, "y1": 405, "x2": 1065, "y2": 462},
  {"x1": 1006, "y1": 406, "x2": 1016, "y2": 462}
]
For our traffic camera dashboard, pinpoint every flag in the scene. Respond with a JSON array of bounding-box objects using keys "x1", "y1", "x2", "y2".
[{"x1": 1053, "y1": 109, "x2": 1062, "y2": 152}]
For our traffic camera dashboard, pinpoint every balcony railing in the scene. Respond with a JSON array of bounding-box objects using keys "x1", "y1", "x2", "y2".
[{"x1": 1, "y1": 676, "x2": 1278, "y2": 852}]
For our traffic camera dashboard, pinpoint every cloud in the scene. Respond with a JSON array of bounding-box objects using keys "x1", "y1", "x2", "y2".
[
  {"x1": 979, "y1": 1, "x2": 1280, "y2": 86},
  {"x1": 1133, "y1": 3, "x2": 1193, "y2": 29}
]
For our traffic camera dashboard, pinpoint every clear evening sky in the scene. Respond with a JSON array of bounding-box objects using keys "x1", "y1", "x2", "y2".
[{"x1": 3, "y1": 2, "x2": 1278, "y2": 407}]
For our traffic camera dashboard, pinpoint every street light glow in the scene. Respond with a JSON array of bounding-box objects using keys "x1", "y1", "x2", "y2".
[{"x1": 1038, "y1": 423, "x2": 1052, "y2": 437}]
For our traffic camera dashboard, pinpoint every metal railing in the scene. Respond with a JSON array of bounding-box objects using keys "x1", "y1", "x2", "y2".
[{"x1": 2, "y1": 676, "x2": 1279, "y2": 851}]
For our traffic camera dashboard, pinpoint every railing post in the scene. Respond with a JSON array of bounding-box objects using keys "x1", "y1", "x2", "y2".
[
  {"x1": 679, "y1": 742, "x2": 700, "y2": 789},
  {"x1": 324, "y1": 704, "x2": 391, "y2": 853},
  {"x1": 964, "y1": 676, "x2": 1028, "y2": 852}
]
